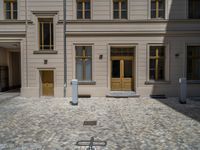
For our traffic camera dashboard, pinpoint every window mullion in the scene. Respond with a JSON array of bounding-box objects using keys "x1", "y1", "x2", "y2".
[
  {"x1": 11, "y1": 2, "x2": 13, "y2": 19},
  {"x1": 156, "y1": 0, "x2": 159, "y2": 18},
  {"x1": 83, "y1": 1, "x2": 85, "y2": 19},
  {"x1": 155, "y1": 48, "x2": 159, "y2": 80},
  {"x1": 49, "y1": 22, "x2": 52, "y2": 49},
  {"x1": 42, "y1": 23, "x2": 44, "y2": 50},
  {"x1": 119, "y1": 1, "x2": 121, "y2": 19}
]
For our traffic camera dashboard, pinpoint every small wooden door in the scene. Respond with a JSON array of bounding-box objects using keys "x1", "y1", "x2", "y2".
[
  {"x1": 111, "y1": 57, "x2": 133, "y2": 91},
  {"x1": 41, "y1": 70, "x2": 54, "y2": 96}
]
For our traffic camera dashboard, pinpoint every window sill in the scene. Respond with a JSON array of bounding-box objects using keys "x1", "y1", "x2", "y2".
[
  {"x1": 33, "y1": 50, "x2": 58, "y2": 54},
  {"x1": 145, "y1": 81, "x2": 170, "y2": 85},
  {"x1": 70, "y1": 80, "x2": 96, "y2": 85},
  {"x1": 187, "y1": 80, "x2": 200, "y2": 84},
  {"x1": 78, "y1": 81, "x2": 96, "y2": 85}
]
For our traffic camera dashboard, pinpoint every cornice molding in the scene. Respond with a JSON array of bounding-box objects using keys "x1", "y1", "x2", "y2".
[
  {"x1": 31, "y1": 11, "x2": 59, "y2": 16},
  {"x1": 58, "y1": 19, "x2": 200, "y2": 24},
  {"x1": 0, "y1": 20, "x2": 33, "y2": 24},
  {"x1": 66, "y1": 31, "x2": 200, "y2": 36},
  {"x1": 0, "y1": 31, "x2": 26, "y2": 37}
]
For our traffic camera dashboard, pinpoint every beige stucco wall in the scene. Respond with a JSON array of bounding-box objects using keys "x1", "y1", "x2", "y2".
[{"x1": 0, "y1": 0, "x2": 199, "y2": 97}]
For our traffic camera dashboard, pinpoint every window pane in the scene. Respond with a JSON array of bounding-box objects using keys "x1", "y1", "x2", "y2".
[
  {"x1": 13, "y1": 2, "x2": 17, "y2": 11},
  {"x1": 76, "y1": 59, "x2": 83, "y2": 80},
  {"x1": 112, "y1": 60, "x2": 120, "y2": 78},
  {"x1": 5, "y1": 2, "x2": 11, "y2": 10},
  {"x1": 85, "y1": 1, "x2": 90, "y2": 9},
  {"x1": 150, "y1": 47, "x2": 156, "y2": 56},
  {"x1": 187, "y1": 46, "x2": 200, "y2": 80},
  {"x1": 6, "y1": 11, "x2": 11, "y2": 19},
  {"x1": 121, "y1": 11, "x2": 127, "y2": 19},
  {"x1": 85, "y1": 46, "x2": 92, "y2": 56},
  {"x1": 121, "y1": 0, "x2": 127, "y2": 10},
  {"x1": 85, "y1": 59, "x2": 92, "y2": 80},
  {"x1": 76, "y1": 46, "x2": 83, "y2": 56},
  {"x1": 159, "y1": 10, "x2": 165, "y2": 18},
  {"x1": 189, "y1": 0, "x2": 200, "y2": 19},
  {"x1": 113, "y1": 2, "x2": 119, "y2": 10},
  {"x1": 150, "y1": 59, "x2": 156, "y2": 69},
  {"x1": 150, "y1": 70, "x2": 155, "y2": 80},
  {"x1": 43, "y1": 23, "x2": 50, "y2": 49},
  {"x1": 124, "y1": 60, "x2": 132, "y2": 78},
  {"x1": 114, "y1": 11, "x2": 119, "y2": 19},
  {"x1": 77, "y1": 11, "x2": 83, "y2": 19},
  {"x1": 85, "y1": 11, "x2": 91, "y2": 19},
  {"x1": 151, "y1": 10, "x2": 156, "y2": 18},
  {"x1": 77, "y1": 2, "x2": 82, "y2": 10}
]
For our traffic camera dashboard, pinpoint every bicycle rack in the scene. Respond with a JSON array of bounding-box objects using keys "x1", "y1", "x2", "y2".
[{"x1": 76, "y1": 137, "x2": 107, "y2": 150}]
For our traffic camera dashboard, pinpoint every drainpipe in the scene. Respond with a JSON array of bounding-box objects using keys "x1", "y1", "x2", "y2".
[
  {"x1": 63, "y1": 0, "x2": 67, "y2": 97},
  {"x1": 25, "y1": 0, "x2": 28, "y2": 87}
]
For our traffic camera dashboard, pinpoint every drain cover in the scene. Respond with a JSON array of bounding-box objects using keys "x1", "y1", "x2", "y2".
[{"x1": 83, "y1": 121, "x2": 97, "y2": 126}]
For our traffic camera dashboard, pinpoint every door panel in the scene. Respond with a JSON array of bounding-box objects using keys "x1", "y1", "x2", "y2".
[
  {"x1": 41, "y1": 71, "x2": 54, "y2": 96},
  {"x1": 122, "y1": 60, "x2": 133, "y2": 91},
  {"x1": 111, "y1": 60, "x2": 121, "y2": 90}
]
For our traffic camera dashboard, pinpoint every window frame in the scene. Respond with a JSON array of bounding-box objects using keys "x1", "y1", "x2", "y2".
[
  {"x1": 112, "y1": 0, "x2": 128, "y2": 20},
  {"x1": 4, "y1": 0, "x2": 18, "y2": 20},
  {"x1": 76, "y1": 0, "x2": 91, "y2": 20},
  {"x1": 149, "y1": 0, "x2": 166, "y2": 19},
  {"x1": 186, "y1": 45, "x2": 200, "y2": 81},
  {"x1": 38, "y1": 18, "x2": 54, "y2": 51},
  {"x1": 75, "y1": 45, "x2": 93, "y2": 81},
  {"x1": 147, "y1": 44, "x2": 170, "y2": 83}
]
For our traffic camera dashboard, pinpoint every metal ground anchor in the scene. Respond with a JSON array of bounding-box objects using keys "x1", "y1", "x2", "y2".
[{"x1": 76, "y1": 137, "x2": 107, "y2": 150}]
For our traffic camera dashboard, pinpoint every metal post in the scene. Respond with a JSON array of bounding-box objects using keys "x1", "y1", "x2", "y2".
[
  {"x1": 25, "y1": 0, "x2": 28, "y2": 87},
  {"x1": 63, "y1": 0, "x2": 67, "y2": 97},
  {"x1": 179, "y1": 78, "x2": 187, "y2": 104},
  {"x1": 71, "y1": 79, "x2": 78, "y2": 105}
]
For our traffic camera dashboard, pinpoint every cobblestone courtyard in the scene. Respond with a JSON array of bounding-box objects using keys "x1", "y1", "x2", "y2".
[{"x1": 0, "y1": 93, "x2": 200, "y2": 150}]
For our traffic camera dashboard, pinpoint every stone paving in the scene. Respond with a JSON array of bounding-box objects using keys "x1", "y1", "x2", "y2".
[{"x1": 0, "y1": 95, "x2": 200, "y2": 150}]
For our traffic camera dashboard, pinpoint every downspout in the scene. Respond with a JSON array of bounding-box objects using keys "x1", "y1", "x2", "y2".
[
  {"x1": 63, "y1": 0, "x2": 67, "y2": 97},
  {"x1": 25, "y1": 0, "x2": 28, "y2": 87}
]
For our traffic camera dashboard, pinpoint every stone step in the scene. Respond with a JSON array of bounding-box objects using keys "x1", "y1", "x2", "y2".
[{"x1": 106, "y1": 91, "x2": 140, "y2": 98}]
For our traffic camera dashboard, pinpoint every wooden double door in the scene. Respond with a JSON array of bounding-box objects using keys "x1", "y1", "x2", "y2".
[{"x1": 111, "y1": 56, "x2": 134, "y2": 91}]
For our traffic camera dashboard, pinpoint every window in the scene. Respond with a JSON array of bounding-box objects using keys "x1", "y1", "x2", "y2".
[
  {"x1": 188, "y1": 0, "x2": 200, "y2": 19},
  {"x1": 39, "y1": 18, "x2": 54, "y2": 50},
  {"x1": 77, "y1": 0, "x2": 91, "y2": 19},
  {"x1": 4, "y1": 0, "x2": 17, "y2": 20},
  {"x1": 149, "y1": 46, "x2": 165, "y2": 81},
  {"x1": 187, "y1": 46, "x2": 200, "y2": 80},
  {"x1": 151, "y1": 0, "x2": 165, "y2": 19},
  {"x1": 113, "y1": 0, "x2": 128, "y2": 19},
  {"x1": 76, "y1": 46, "x2": 92, "y2": 81}
]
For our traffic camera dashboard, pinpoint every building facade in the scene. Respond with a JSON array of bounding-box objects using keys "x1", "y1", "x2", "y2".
[{"x1": 0, "y1": 0, "x2": 200, "y2": 97}]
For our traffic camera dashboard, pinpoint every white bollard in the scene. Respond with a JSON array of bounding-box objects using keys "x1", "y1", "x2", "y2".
[
  {"x1": 179, "y1": 78, "x2": 187, "y2": 104},
  {"x1": 71, "y1": 79, "x2": 78, "y2": 105}
]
